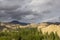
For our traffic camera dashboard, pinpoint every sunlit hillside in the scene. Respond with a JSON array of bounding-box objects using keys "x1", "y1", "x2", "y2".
[{"x1": 0, "y1": 22, "x2": 60, "y2": 40}]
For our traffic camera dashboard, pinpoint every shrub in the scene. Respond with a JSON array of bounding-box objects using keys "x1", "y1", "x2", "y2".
[{"x1": 0, "y1": 28, "x2": 59, "y2": 40}]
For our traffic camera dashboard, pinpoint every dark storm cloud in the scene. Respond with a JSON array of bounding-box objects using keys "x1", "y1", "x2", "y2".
[{"x1": 0, "y1": 0, "x2": 60, "y2": 23}]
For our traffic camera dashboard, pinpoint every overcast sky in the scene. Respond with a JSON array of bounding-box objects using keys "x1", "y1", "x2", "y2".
[{"x1": 0, "y1": 0, "x2": 60, "y2": 23}]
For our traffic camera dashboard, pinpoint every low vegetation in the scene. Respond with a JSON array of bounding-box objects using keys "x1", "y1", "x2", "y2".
[
  {"x1": 0, "y1": 22, "x2": 60, "y2": 40},
  {"x1": 0, "y1": 28, "x2": 60, "y2": 40}
]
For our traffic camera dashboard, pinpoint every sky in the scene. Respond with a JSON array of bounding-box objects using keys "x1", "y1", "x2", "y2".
[{"x1": 0, "y1": 0, "x2": 60, "y2": 23}]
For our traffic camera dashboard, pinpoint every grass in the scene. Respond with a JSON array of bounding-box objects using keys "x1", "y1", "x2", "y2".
[{"x1": 0, "y1": 28, "x2": 60, "y2": 40}]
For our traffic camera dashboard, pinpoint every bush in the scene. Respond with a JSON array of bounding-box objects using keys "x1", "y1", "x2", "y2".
[{"x1": 0, "y1": 28, "x2": 60, "y2": 40}]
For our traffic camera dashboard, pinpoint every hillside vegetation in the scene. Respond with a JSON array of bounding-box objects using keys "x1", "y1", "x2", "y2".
[
  {"x1": 0, "y1": 28, "x2": 60, "y2": 40},
  {"x1": 0, "y1": 22, "x2": 60, "y2": 40}
]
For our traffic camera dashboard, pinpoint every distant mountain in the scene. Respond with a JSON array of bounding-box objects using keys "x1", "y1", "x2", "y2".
[
  {"x1": 10, "y1": 20, "x2": 30, "y2": 25},
  {"x1": 42, "y1": 22, "x2": 60, "y2": 25}
]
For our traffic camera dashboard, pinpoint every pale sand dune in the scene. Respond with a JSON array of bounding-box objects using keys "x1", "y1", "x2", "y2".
[
  {"x1": 38, "y1": 24, "x2": 60, "y2": 37},
  {"x1": 37, "y1": 22, "x2": 48, "y2": 31}
]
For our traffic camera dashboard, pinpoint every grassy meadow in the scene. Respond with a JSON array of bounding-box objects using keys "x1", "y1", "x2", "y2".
[{"x1": 0, "y1": 28, "x2": 60, "y2": 40}]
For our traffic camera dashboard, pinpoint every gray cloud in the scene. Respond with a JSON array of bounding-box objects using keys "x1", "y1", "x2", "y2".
[{"x1": 0, "y1": 0, "x2": 60, "y2": 23}]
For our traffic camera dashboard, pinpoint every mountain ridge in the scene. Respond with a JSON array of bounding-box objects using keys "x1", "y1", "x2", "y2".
[{"x1": 10, "y1": 20, "x2": 30, "y2": 25}]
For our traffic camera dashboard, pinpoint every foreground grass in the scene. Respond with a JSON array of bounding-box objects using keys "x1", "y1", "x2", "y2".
[{"x1": 0, "y1": 28, "x2": 60, "y2": 40}]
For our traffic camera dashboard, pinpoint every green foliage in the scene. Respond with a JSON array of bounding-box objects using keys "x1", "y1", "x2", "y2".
[{"x1": 0, "y1": 28, "x2": 60, "y2": 40}]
